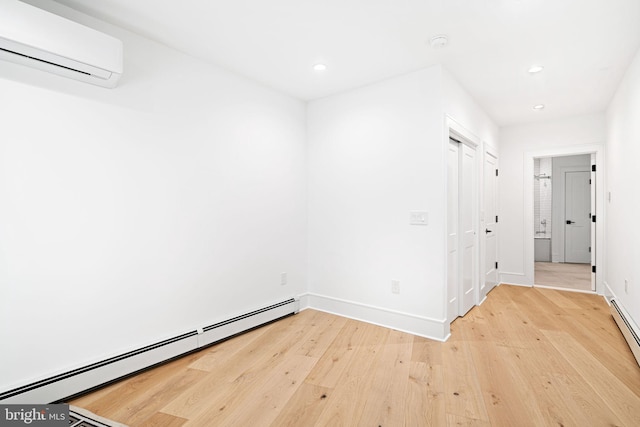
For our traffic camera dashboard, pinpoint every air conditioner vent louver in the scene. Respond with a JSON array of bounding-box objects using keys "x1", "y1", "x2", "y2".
[{"x1": 0, "y1": 46, "x2": 90, "y2": 76}]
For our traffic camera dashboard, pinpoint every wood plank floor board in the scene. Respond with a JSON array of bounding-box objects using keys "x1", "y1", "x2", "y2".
[
  {"x1": 160, "y1": 310, "x2": 321, "y2": 419},
  {"x1": 311, "y1": 322, "x2": 390, "y2": 426},
  {"x1": 404, "y1": 361, "x2": 446, "y2": 427},
  {"x1": 269, "y1": 382, "x2": 332, "y2": 427},
  {"x1": 559, "y1": 315, "x2": 640, "y2": 396},
  {"x1": 469, "y1": 338, "x2": 555, "y2": 426},
  {"x1": 546, "y1": 372, "x2": 625, "y2": 427},
  {"x1": 107, "y1": 368, "x2": 208, "y2": 426},
  {"x1": 303, "y1": 318, "x2": 371, "y2": 388},
  {"x1": 190, "y1": 355, "x2": 318, "y2": 427},
  {"x1": 543, "y1": 329, "x2": 640, "y2": 426},
  {"x1": 534, "y1": 261, "x2": 591, "y2": 291},
  {"x1": 137, "y1": 412, "x2": 188, "y2": 427},
  {"x1": 446, "y1": 413, "x2": 491, "y2": 426},
  {"x1": 291, "y1": 310, "x2": 348, "y2": 358},
  {"x1": 471, "y1": 289, "x2": 541, "y2": 349},
  {"x1": 411, "y1": 335, "x2": 443, "y2": 365},
  {"x1": 527, "y1": 287, "x2": 640, "y2": 396},
  {"x1": 510, "y1": 286, "x2": 566, "y2": 331},
  {"x1": 541, "y1": 288, "x2": 584, "y2": 309},
  {"x1": 442, "y1": 336, "x2": 490, "y2": 422},
  {"x1": 357, "y1": 329, "x2": 413, "y2": 427},
  {"x1": 69, "y1": 285, "x2": 640, "y2": 426},
  {"x1": 493, "y1": 344, "x2": 578, "y2": 426},
  {"x1": 71, "y1": 352, "x2": 205, "y2": 421},
  {"x1": 186, "y1": 319, "x2": 271, "y2": 372}
]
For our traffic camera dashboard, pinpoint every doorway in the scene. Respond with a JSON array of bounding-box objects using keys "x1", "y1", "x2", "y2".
[{"x1": 533, "y1": 154, "x2": 594, "y2": 292}]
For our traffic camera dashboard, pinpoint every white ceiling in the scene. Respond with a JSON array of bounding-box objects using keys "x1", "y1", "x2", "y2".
[{"x1": 52, "y1": 0, "x2": 640, "y2": 126}]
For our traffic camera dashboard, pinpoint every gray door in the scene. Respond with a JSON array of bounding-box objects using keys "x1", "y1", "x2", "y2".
[{"x1": 565, "y1": 171, "x2": 591, "y2": 263}]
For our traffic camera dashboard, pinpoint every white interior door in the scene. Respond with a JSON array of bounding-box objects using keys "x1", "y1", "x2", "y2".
[
  {"x1": 459, "y1": 143, "x2": 476, "y2": 316},
  {"x1": 483, "y1": 151, "x2": 498, "y2": 300},
  {"x1": 447, "y1": 141, "x2": 459, "y2": 323},
  {"x1": 565, "y1": 171, "x2": 591, "y2": 263}
]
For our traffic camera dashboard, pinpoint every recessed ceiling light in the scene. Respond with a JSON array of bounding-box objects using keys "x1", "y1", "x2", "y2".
[
  {"x1": 429, "y1": 35, "x2": 449, "y2": 49},
  {"x1": 533, "y1": 104, "x2": 545, "y2": 110},
  {"x1": 528, "y1": 65, "x2": 544, "y2": 74},
  {"x1": 313, "y1": 63, "x2": 327, "y2": 72}
]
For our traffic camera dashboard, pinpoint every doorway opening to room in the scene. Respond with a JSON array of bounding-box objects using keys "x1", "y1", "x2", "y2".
[{"x1": 533, "y1": 154, "x2": 595, "y2": 292}]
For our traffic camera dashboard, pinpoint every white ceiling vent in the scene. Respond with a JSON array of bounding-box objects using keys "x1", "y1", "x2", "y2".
[{"x1": 0, "y1": 0, "x2": 123, "y2": 88}]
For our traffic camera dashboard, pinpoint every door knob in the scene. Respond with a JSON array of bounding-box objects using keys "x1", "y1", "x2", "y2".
[
  {"x1": 566, "y1": 220, "x2": 575, "y2": 224},
  {"x1": 485, "y1": 229, "x2": 492, "y2": 233}
]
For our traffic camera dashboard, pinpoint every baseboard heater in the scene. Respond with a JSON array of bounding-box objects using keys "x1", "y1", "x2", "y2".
[
  {"x1": 610, "y1": 299, "x2": 640, "y2": 367},
  {"x1": 0, "y1": 298, "x2": 299, "y2": 404}
]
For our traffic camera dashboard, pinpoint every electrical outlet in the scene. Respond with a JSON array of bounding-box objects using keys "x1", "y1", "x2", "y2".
[
  {"x1": 280, "y1": 272, "x2": 287, "y2": 286},
  {"x1": 391, "y1": 279, "x2": 400, "y2": 294},
  {"x1": 625, "y1": 279, "x2": 629, "y2": 294}
]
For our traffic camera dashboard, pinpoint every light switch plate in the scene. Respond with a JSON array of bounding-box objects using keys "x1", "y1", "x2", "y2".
[{"x1": 410, "y1": 211, "x2": 428, "y2": 225}]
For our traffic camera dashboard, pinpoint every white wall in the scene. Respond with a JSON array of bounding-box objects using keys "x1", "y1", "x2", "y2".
[
  {"x1": 606, "y1": 46, "x2": 640, "y2": 327},
  {"x1": 0, "y1": 1, "x2": 307, "y2": 392},
  {"x1": 307, "y1": 67, "x2": 448, "y2": 339},
  {"x1": 442, "y1": 70, "x2": 499, "y2": 151},
  {"x1": 499, "y1": 114, "x2": 606, "y2": 286},
  {"x1": 307, "y1": 66, "x2": 498, "y2": 339},
  {"x1": 0, "y1": 1, "x2": 504, "y2": 394}
]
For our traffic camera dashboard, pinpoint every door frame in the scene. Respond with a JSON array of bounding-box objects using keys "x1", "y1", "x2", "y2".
[
  {"x1": 481, "y1": 146, "x2": 499, "y2": 303},
  {"x1": 524, "y1": 144, "x2": 604, "y2": 294},
  {"x1": 445, "y1": 116, "x2": 480, "y2": 323}
]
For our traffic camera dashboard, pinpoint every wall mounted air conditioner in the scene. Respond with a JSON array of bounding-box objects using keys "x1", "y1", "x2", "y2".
[{"x1": 0, "y1": 0, "x2": 123, "y2": 88}]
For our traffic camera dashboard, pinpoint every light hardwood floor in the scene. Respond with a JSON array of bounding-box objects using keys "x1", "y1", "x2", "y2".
[
  {"x1": 70, "y1": 285, "x2": 640, "y2": 426},
  {"x1": 535, "y1": 261, "x2": 592, "y2": 291}
]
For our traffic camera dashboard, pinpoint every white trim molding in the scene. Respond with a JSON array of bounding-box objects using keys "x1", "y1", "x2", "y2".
[
  {"x1": 500, "y1": 271, "x2": 529, "y2": 287},
  {"x1": 306, "y1": 292, "x2": 449, "y2": 342}
]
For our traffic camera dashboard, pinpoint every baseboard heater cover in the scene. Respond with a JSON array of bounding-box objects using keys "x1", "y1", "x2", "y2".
[
  {"x1": 0, "y1": 298, "x2": 299, "y2": 404},
  {"x1": 610, "y1": 299, "x2": 640, "y2": 367}
]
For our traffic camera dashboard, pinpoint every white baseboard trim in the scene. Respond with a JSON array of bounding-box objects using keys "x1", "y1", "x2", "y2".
[
  {"x1": 533, "y1": 284, "x2": 595, "y2": 294},
  {"x1": 297, "y1": 293, "x2": 311, "y2": 310},
  {"x1": 500, "y1": 271, "x2": 530, "y2": 287},
  {"x1": 502, "y1": 282, "x2": 532, "y2": 288},
  {"x1": 604, "y1": 280, "x2": 616, "y2": 303},
  {"x1": 305, "y1": 292, "x2": 448, "y2": 341}
]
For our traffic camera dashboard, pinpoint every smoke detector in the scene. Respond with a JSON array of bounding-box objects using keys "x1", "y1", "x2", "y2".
[{"x1": 429, "y1": 35, "x2": 449, "y2": 49}]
